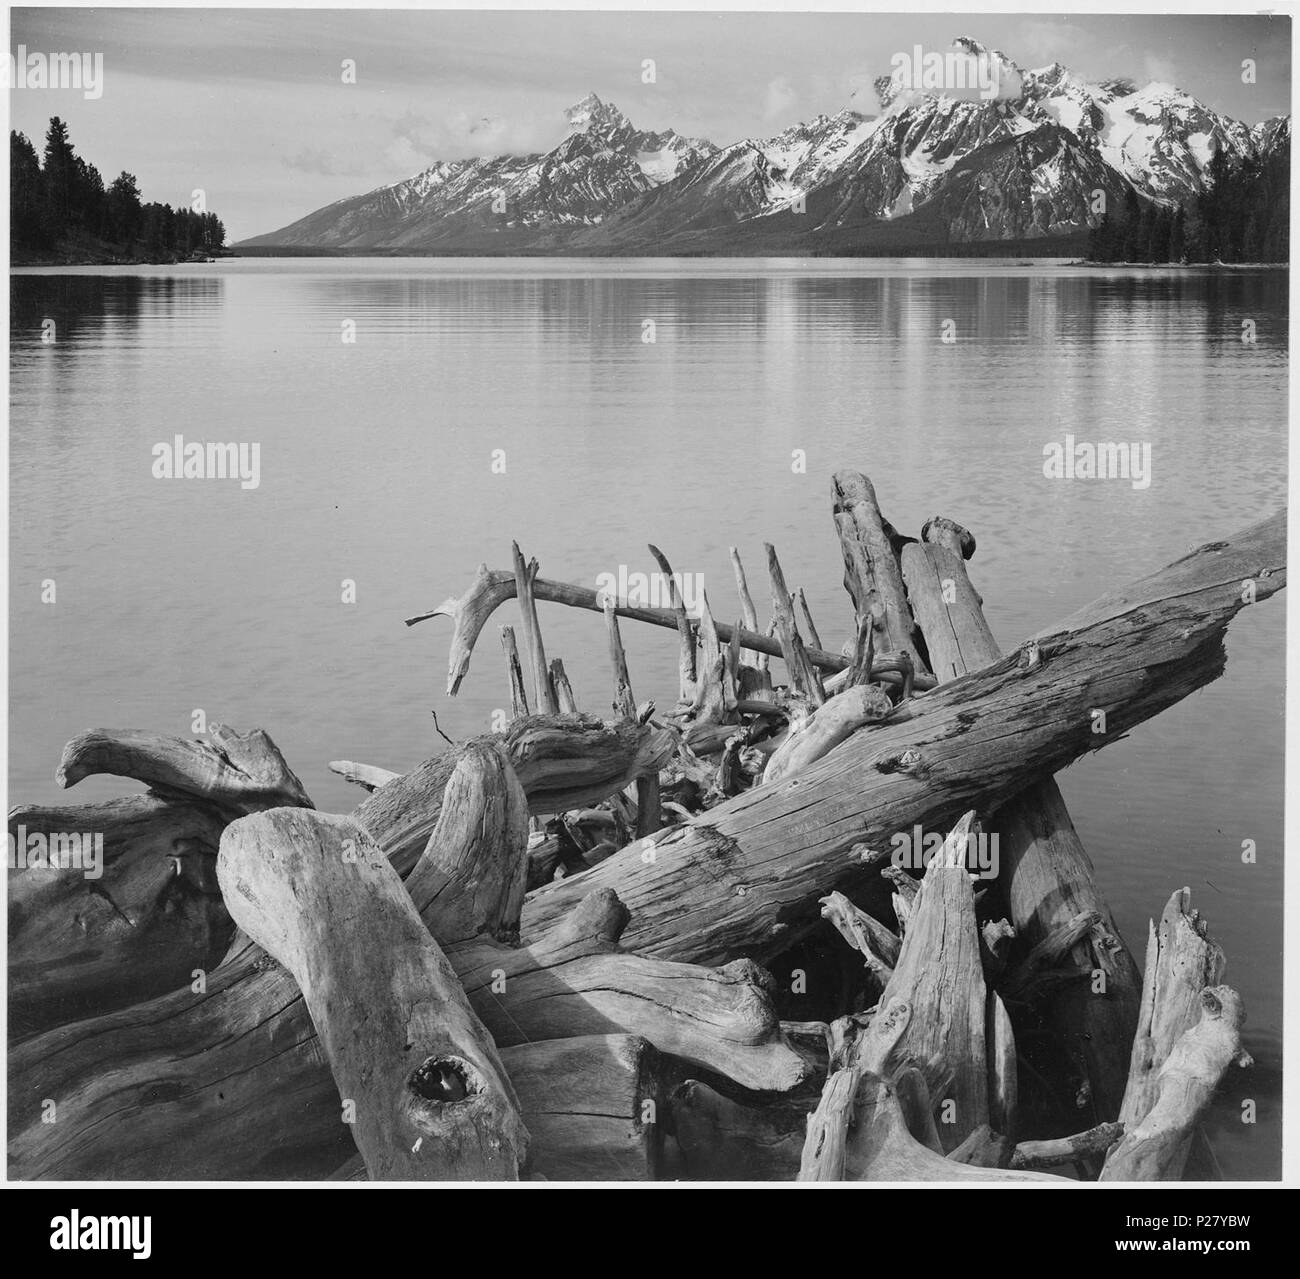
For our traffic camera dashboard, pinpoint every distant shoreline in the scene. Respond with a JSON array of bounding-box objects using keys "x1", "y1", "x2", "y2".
[{"x1": 11, "y1": 250, "x2": 1288, "y2": 270}]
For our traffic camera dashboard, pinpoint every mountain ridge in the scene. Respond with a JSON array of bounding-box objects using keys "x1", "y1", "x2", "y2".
[{"x1": 240, "y1": 39, "x2": 1290, "y2": 254}]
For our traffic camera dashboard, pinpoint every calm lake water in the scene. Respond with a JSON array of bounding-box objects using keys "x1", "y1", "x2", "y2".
[{"x1": 8, "y1": 258, "x2": 1287, "y2": 1178}]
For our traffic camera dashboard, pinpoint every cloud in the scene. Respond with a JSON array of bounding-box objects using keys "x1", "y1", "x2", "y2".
[
  {"x1": 763, "y1": 75, "x2": 799, "y2": 122},
  {"x1": 1142, "y1": 54, "x2": 1179, "y2": 87},
  {"x1": 281, "y1": 147, "x2": 366, "y2": 177},
  {"x1": 381, "y1": 102, "x2": 566, "y2": 170}
]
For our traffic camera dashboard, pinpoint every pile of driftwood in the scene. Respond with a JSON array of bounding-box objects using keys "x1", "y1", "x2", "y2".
[{"x1": 7, "y1": 472, "x2": 1284, "y2": 1181}]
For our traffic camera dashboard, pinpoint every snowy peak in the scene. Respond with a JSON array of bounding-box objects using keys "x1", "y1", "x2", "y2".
[
  {"x1": 243, "y1": 38, "x2": 1287, "y2": 254},
  {"x1": 564, "y1": 93, "x2": 633, "y2": 137}
]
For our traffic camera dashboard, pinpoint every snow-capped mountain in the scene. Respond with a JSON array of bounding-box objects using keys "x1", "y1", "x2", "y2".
[
  {"x1": 247, "y1": 93, "x2": 716, "y2": 248},
  {"x1": 241, "y1": 41, "x2": 1289, "y2": 253}
]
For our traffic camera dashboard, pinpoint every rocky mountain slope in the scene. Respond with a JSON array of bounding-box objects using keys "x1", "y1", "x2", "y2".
[{"x1": 241, "y1": 39, "x2": 1289, "y2": 254}]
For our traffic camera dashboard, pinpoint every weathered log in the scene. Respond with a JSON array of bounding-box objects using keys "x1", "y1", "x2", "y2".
[
  {"x1": 338, "y1": 1034, "x2": 667, "y2": 1181},
  {"x1": 9, "y1": 795, "x2": 231, "y2": 1037},
  {"x1": 986, "y1": 992, "x2": 1018, "y2": 1137},
  {"x1": 947, "y1": 1123, "x2": 1010, "y2": 1167},
  {"x1": 445, "y1": 887, "x2": 807, "y2": 1093},
  {"x1": 795, "y1": 588, "x2": 824, "y2": 652},
  {"x1": 798, "y1": 996, "x2": 1062, "y2": 1182},
  {"x1": 765, "y1": 544, "x2": 825, "y2": 705},
  {"x1": 831, "y1": 471, "x2": 928, "y2": 677},
  {"x1": 403, "y1": 741, "x2": 529, "y2": 946},
  {"x1": 218, "y1": 808, "x2": 528, "y2": 1180},
  {"x1": 818, "y1": 889, "x2": 899, "y2": 980},
  {"x1": 328, "y1": 760, "x2": 399, "y2": 792},
  {"x1": 761, "y1": 682, "x2": 893, "y2": 785},
  {"x1": 1011, "y1": 1121, "x2": 1124, "y2": 1170},
  {"x1": 875, "y1": 812, "x2": 990, "y2": 1152},
  {"x1": 670, "y1": 1080, "x2": 810, "y2": 1180},
  {"x1": 900, "y1": 514, "x2": 1143, "y2": 1120},
  {"x1": 355, "y1": 714, "x2": 674, "y2": 871},
  {"x1": 728, "y1": 546, "x2": 761, "y2": 669},
  {"x1": 1101, "y1": 986, "x2": 1247, "y2": 1181},
  {"x1": 603, "y1": 598, "x2": 638, "y2": 721},
  {"x1": 56, "y1": 724, "x2": 312, "y2": 815},
  {"x1": 522, "y1": 512, "x2": 1283, "y2": 969},
  {"x1": 500, "y1": 625, "x2": 530, "y2": 719},
  {"x1": 511, "y1": 543, "x2": 559, "y2": 715},
  {"x1": 548, "y1": 658, "x2": 578, "y2": 714},
  {"x1": 648, "y1": 543, "x2": 698, "y2": 698},
  {"x1": 1100, "y1": 889, "x2": 1249, "y2": 1180},
  {"x1": 8, "y1": 738, "x2": 801, "y2": 1179},
  {"x1": 408, "y1": 561, "x2": 934, "y2": 692},
  {"x1": 500, "y1": 1034, "x2": 666, "y2": 1180}
]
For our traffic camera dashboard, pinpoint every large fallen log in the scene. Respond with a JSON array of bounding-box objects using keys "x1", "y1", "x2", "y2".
[
  {"x1": 335, "y1": 1034, "x2": 669, "y2": 1182},
  {"x1": 8, "y1": 739, "x2": 801, "y2": 1179},
  {"x1": 8, "y1": 795, "x2": 231, "y2": 1037},
  {"x1": 899, "y1": 514, "x2": 1142, "y2": 1121},
  {"x1": 520, "y1": 512, "x2": 1284, "y2": 968},
  {"x1": 10, "y1": 724, "x2": 311, "y2": 1037},
  {"x1": 218, "y1": 808, "x2": 528, "y2": 1180}
]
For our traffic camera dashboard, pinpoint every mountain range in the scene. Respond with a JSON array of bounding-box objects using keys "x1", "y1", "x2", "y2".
[{"x1": 241, "y1": 38, "x2": 1291, "y2": 255}]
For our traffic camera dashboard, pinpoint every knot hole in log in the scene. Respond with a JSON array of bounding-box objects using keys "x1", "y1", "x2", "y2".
[{"x1": 408, "y1": 1054, "x2": 480, "y2": 1107}]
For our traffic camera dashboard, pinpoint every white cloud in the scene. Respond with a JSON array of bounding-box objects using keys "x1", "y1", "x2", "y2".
[{"x1": 763, "y1": 75, "x2": 799, "y2": 122}]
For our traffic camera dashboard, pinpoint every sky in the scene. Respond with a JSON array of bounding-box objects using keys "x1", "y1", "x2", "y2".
[{"x1": 6, "y1": 7, "x2": 1293, "y2": 241}]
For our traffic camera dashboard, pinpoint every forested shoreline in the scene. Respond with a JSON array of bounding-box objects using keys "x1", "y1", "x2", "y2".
[
  {"x1": 10, "y1": 117, "x2": 227, "y2": 265},
  {"x1": 1086, "y1": 145, "x2": 1289, "y2": 265}
]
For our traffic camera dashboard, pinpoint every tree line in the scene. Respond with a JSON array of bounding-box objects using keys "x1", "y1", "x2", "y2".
[
  {"x1": 11, "y1": 117, "x2": 226, "y2": 260},
  {"x1": 1087, "y1": 142, "x2": 1289, "y2": 264}
]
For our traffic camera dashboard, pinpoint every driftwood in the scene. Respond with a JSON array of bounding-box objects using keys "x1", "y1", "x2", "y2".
[
  {"x1": 512, "y1": 542, "x2": 559, "y2": 715},
  {"x1": 56, "y1": 724, "x2": 312, "y2": 814},
  {"x1": 8, "y1": 737, "x2": 801, "y2": 1179},
  {"x1": 648, "y1": 543, "x2": 697, "y2": 699},
  {"x1": 797, "y1": 996, "x2": 1060, "y2": 1182},
  {"x1": 8, "y1": 473, "x2": 1282, "y2": 1184},
  {"x1": 1011, "y1": 1121, "x2": 1124, "y2": 1170},
  {"x1": 328, "y1": 760, "x2": 399, "y2": 792},
  {"x1": 831, "y1": 470, "x2": 928, "y2": 678},
  {"x1": 502, "y1": 1034, "x2": 667, "y2": 1180},
  {"x1": 407, "y1": 560, "x2": 934, "y2": 693},
  {"x1": 218, "y1": 808, "x2": 529, "y2": 1180},
  {"x1": 500, "y1": 625, "x2": 530, "y2": 719},
  {"x1": 10, "y1": 723, "x2": 311, "y2": 1037},
  {"x1": 1100, "y1": 890, "x2": 1249, "y2": 1180},
  {"x1": 761, "y1": 683, "x2": 892, "y2": 785},
  {"x1": 670, "y1": 1080, "x2": 810, "y2": 1180},
  {"x1": 9, "y1": 795, "x2": 231, "y2": 1036},
  {"x1": 521, "y1": 512, "x2": 1284, "y2": 969},
  {"x1": 765, "y1": 545, "x2": 825, "y2": 705},
  {"x1": 899, "y1": 514, "x2": 1143, "y2": 1120},
  {"x1": 335, "y1": 1034, "x2": 667, "y2": 1181},
  {"x1": 548, "y1": 658, "x2": 578, "y2": 714}
]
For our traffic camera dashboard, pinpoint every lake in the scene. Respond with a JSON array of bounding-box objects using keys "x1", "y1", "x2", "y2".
[{"x1": 8, "y1": 258, "x2": 1287, "y2": 1178}]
